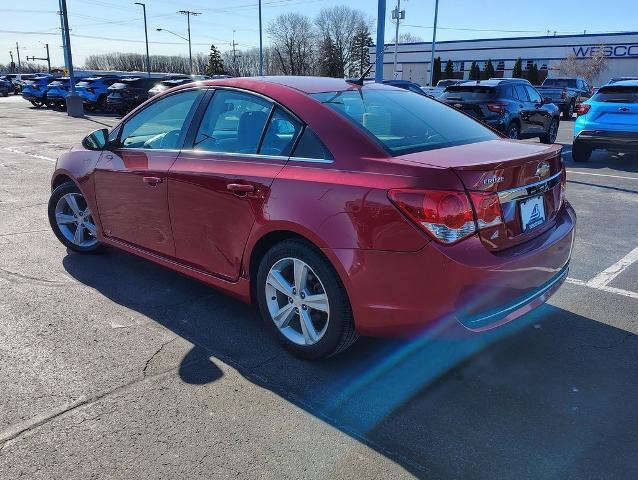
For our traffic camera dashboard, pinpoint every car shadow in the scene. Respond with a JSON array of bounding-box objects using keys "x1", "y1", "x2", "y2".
[
  {"x1": 562, "y1": 147, "x2": 638, "y2": 174},
  {"x1": 63, "y1": 248, "x2": 638, "y2": 480}
]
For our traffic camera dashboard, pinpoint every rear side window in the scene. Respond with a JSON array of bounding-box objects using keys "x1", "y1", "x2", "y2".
[
  {"x1": 312, "y1": 89, "x2": 497, "y2": 155},
  {"x1": 292, "y1": 128, "x2": 333, "y2": 160},
  {"x1": 440, "y1": 86, "x2": 496, "y2": 101},
  {"x1": 259, "y1": 107, "x2": 302, "y2": 157},
  {"x1": 593, "y1": 86, "x2": 638, "y2": 103}
]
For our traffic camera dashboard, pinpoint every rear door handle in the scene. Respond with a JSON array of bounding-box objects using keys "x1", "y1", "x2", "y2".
[
  {"x1": 143, "y1": 176, "x2": 163, "y2": 186},
  {"x1": 226, "y1": 183, "x2": 255, "y2": 194}
]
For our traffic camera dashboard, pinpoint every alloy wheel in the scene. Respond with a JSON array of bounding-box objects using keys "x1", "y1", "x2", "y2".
[
  {"x1": 265, "y1": 257, "x2": 330, "y2": 346},
  {"x1": 507, "y1": 125, "x2": 519, "y2": 139},
  {"x1": 549, "y1": 120, "x2": 558, "y2": 143},
  {"x1": 54, "y1": 193, "x2": 98, "y2": 248}
]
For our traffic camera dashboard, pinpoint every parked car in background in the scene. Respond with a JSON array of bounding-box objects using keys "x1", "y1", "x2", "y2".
[
  {"x1": 21, "y1": 74, "x2": 55, "y2": 108},
  {"x1": 75, "y1": 75, "x2": 122, "y2": 111},
  {"x1": 147, "y1": 74, "x2": 210, "y2": 97},
  {"x1": 48, "y1": 76, "x2": 574, "y2": 359},
  {"x1": 606, "y1": 76, "x2": 638, "y2": 85},
  {"x1": 440, "y1": 78, "x2": 560, "y2": 143},
  {"x1": 14, "y1": 74, "x2": 42, "y2": 95},
  {"x1": 0, "y1": 77, "x2": 10, "y2": 97},
  {"x1": 421, "y1": 79, "x2": 463, "y2": 98},
  {"x1": 535, "y1": 77, "x2": 593, "y2": 119},
  {"x1": 381, "y1": 79, "x2": 425, "y2": 95},
  {"x1": 106, "y1": 77, "x2": 156, "y2": 113},
  {"x1": 572, "y1": 80, "x2": 638, "y2": 162},
  {"x1": 45, "y1": 77, "x2": 72, "y2": 109}
]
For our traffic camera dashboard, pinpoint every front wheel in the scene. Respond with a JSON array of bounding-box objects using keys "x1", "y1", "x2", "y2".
[
  {"x1": 48, "y1": 182, "x2": 103, "y2": 253},
  {"x1": 30, "y1": 99, "x2": 43, "y2": 108},
  {"x1": 540, "y1": 118, "x2": 558, "y2": 144},
  {"x1": 572, "y1": 143, "x2": 592, "y2": 163},
  {"x1": 505, "y1": 122, "x2": 520, "y2": 140},
  {"x1": 256, "y1": 239, "x2": 357, "y2": 359}
]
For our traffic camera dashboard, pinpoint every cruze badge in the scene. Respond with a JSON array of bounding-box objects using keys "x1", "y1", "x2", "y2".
[
  {"x1": 535, "y1": 161, "x2": 550, "y2": 178},
  {"x1": 483, "y1": 175, "x2": 504, "y2": 186}
]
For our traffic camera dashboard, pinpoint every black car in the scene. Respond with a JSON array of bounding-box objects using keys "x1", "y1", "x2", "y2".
[
  {"x1": 381, "y1": 79, "x2": 425, "y2": 95},
  {"x1": 106, "y1": 77, "x2": 156, "y2": 113},
  {"x1": 439, "y1": 78, "x2": 560, "y2": 143},
  {"x1": 0, "y1": 77, "x2": 10, "y2": 97}
]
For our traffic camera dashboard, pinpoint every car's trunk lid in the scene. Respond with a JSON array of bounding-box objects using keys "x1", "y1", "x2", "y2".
[{"x1": 398, "y1": 140, "x2": 564, "y2": 250}]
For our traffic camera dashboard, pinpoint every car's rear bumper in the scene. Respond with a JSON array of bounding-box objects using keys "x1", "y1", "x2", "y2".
[
  {"x1": 329, "y1": 202, "x2": 576, "y2": 337},
  {"x1": 574, "y1": 130, "x2": 638, "y2": 151}
]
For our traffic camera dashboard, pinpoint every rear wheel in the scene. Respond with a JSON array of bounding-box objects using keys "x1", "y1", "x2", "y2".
[
  {"x1": 30, "y1": 99, "x2": 43, "y2": 108},
  {"x1": 540, "y1": 118, "x2": 558, "y2": 144},
  {"x1": 256, "y1": 239, "x2": 357, "y2": 359},
  {"x1": 97, "y1": 95, "x2": 108, "y2": 112},
  {"x1": 48, "y1": 182, "x2": 103, "y2": 254},
  {"x1": 506, "y1": 122, "x2": 520, "y2": 140},
  {"x1": 572, "y1": 143, "x2": 592, "y2": 163}
]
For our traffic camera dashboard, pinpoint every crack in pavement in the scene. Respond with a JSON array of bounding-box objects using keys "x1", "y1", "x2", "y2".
[
  {"x1": 0, "y1": 266, "x2": 77, "y2": 287},
  {"x1": 142, "y1": 337, "x2": 178, "y2": 377}
]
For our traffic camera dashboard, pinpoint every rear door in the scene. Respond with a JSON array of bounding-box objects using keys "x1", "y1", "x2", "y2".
[
  {"x1": 94, "y1": 89, "x2": 203, "y2": 256},
  {"x1": 168, "y1": 88, "x2": 303, "y2": 280}
]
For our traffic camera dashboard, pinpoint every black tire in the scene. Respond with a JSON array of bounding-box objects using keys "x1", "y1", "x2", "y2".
[
  {"x1": 2, "y1": 91, "x2": 8, "y2": 97},
  {"x1": 572, "y1": 143, "x2": 592, "y2": 163},
  {"x1": 505, "y1": 121, "x2": 520, "y2": 140},
  {"x1": 540, "y1": 118, "x2": 559, "y2": 144},
  {"x1": 562, "y1": 101, "x2": 575, "y2": 120},
  {"x1": 256, "y1": 239, "x2": 357, "y2": 360},
  {"x1": 48, "y1": 181, "x2": 104, "y2": 254},
  {"x1": 30, "y1": 100, "x2": 43, "y2": 108},
  {"x1": 97, "y1": 95, "x2": 108, "y2": 112}
]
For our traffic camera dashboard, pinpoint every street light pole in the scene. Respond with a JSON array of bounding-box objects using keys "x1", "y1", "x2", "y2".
[
  {"x1": 428, "y1": 0, "x2": 440, "y2": 86},
  {"x1": 59, "y1": 0, "x2": 83, "y2": 116},
  {"x1": 375, "y1": 0, "x2": 387, "y2": 82},
  {"x1": 26, "y1": 43, "x2": 51, "y2": 73},
  {"x1": 135, "y1": 2, "x2": 151, "y2": 78},
  {"x1": 258, "y1": 0, "x2": 263, "y2": 76},
  {"x1": 178, "y1": 10, "x2": 201, "y2": 74}
]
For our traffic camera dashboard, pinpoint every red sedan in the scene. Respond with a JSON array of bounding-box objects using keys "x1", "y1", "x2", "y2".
[{"x1": 48, "y1": 76, "x2": 575, "y2": 359}]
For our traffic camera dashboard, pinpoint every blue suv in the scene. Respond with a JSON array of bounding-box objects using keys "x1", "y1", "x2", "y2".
[
  {"x1": 45, "y1": 77, "x2": 72, "y2": 108},
  {"x1": 75, "y1": 76, "x2": 122, "y2": 111},
  {"x1": 573, "y1": 80, "x2": 638, "y2": 162},
  {"x1": 21, "y1": 74, "x2": 56, "y2": 107}
]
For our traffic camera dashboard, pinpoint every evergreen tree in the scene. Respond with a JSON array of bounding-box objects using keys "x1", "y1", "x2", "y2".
[
  {"x1": 206, "y1": 44, "x2": 225, "y2": 75},
  {"x1": 444, "y1": 59, "x2": 454, "y2": 79},
  {"x1": 512, "y1": 57, "x2": 523, "y2": 78},
  {"x1": 469, "y1": 61, "x2": 480, "y2": 80},
  {"x1": 527, "y1": 63, "x2": 539, "y2": 85},
  {"x1": 349, "y1": 23, "x2": 374, "y2": 77},
  {"x1": 432, "y1": 57, "x2": 442, "y2": 85},
  {"x1": 484, "y1": 59, "x2": 495, "y2": 79},
  {"x1": 318, "y1": 36, "x2": 342, "y2": 77}
]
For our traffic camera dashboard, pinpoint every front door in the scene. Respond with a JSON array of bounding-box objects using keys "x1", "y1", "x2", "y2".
[
  {"x1": 168, "y1": 88, "x2": 303, "y2": 280},
  {"x1": 94, "y1": 89, "x2": 202, "y2": 256},
  {"x1": 525, "y1": 85, "x2": 551, "y2": 135}
]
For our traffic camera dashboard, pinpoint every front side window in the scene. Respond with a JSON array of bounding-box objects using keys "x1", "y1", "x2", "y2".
[
  {"x1": 194, "y1": 89, "x2": 271, "y2": 154},
  {"x1": 515, "y1": 85, "x2": 529, "y2": 101},
  {"x1": 312, "y1": 89, "x2": 497, "y2": 155},
  {"x1": 119, "y1": 90, "x2": 200, "y2": 149},
  {"x1": 526, "y1": 86, "x2": 542, "y2": 103}
]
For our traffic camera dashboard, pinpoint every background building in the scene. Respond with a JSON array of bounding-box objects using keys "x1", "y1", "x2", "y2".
[{"x1": 370, "y1": 32, "x2": 638, "y2": 86}]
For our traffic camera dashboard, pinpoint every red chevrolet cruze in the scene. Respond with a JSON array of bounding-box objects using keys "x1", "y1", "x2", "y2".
[{"x1": 48, "y1": 77, "x2": 575, "y2": 359}]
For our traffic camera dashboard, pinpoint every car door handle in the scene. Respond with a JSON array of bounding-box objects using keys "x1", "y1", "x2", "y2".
[
  {"x1": 143, "y1": 176, "x2": 163, "y2": 186},
  {"x1": 226, "y1": 183, "x2": 255, "y2": 194}
]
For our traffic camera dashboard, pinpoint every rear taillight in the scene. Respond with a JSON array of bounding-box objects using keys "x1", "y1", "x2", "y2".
[
  {"x1": 575, "y1": 103, "x2": 590, "y2": 115},
  {"x1": 561, "y1": 89, "x2": 568, "y2": 99},
  {"x1": 469, "y1": 192, "x2": 503, "y2": 229},
  {"x1": 486, "y1": 102, "x2": 508, "y2": 114}
]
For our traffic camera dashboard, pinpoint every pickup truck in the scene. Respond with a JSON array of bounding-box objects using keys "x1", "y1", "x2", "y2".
[{"x1": 535, "y1": 77, "x2": 593, "y2": 119}]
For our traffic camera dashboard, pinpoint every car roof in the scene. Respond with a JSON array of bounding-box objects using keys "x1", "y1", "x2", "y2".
[
  {"x1": 201, "y1": 76, "x2": 395, "y2": 94},
  {"x1": 601, "y1": 80, "x2": 638, "y2": 88}
]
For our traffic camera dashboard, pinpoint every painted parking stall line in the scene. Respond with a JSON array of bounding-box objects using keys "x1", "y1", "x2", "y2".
[
  {"x1": 566, "y1": 170, "x2": 638, "y2": 181},
  {"x1": 3, "y1": 147, "x2": 56, "y2": 162},
  {"x1": 587, "y1": 245, "x2": 638, "y2": 288}
]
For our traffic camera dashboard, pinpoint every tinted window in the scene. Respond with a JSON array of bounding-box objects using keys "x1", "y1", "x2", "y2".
[
  {"x1": 441, "y1": 86, "x2": 496, "y2": 101},
  {"x1": 526, "y1": 86, "x2": 542, "y2": 103},
  {"x1": 543, "y1": 79, "x2": 577, "y2": 88},
  {"x1": 194, "y1": 89, "x2": 272, "y2": 154},
  {"x1": 502, "y1": 86, "x2": 515, "y2": 99},
  {"x1": 593, "y1": 86, "x2": 638, "y2": 103},
  {"x1": 292, "y1": 128, "x2": 332, "y2": 160},
  {"x1": 515, "y1": 85, "x2": 529, "y2": 101},
  {"x1": 120, "y1": 90, "x2": 200, "y2": 149},
  {"x1": 259, "y1": 108, "x2": 302, "y2": 157},
  {"x1": 312, "y1": 89, "x2": 497, "y2": 155}
]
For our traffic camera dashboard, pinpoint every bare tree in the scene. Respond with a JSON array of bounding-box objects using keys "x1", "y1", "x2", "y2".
[
  {"x1": 267, "y1": 13, "x2": 316, "y2": 76},
  {"x1": 391, "y1": 32, "x2": 424, "y2": 44},
  {"x1": 83, "y1": 52, "x2": 209, "y2": 74},
  {"x1": 558, "y1": 45, "x2": 608, "y2": 84}
]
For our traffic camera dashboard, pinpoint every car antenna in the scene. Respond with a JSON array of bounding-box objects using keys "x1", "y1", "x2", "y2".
[{"x1": 346, "y1": 63, "x2": 374, "y2": 86}]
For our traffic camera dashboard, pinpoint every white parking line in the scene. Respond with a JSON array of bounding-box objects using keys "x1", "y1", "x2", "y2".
[
  {"x1": 566, "y1": 170, "x2": 638, "y2": 181},
  {"x1": 587, "y1": 245, "x2": 638, "y2": 288},
  {"x1": 566, "y1": 277, "x2": 638, "y2": 299},
  {"x1": 3, "y1": 147, "x2": 56, "y2": 162}
]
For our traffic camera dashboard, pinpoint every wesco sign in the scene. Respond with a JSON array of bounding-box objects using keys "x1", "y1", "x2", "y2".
[{"x1": 573, "y1": 45, "x2": 638, "y2": 57}]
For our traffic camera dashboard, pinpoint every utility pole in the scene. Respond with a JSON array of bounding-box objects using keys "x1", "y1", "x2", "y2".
[
  {"x1": 392, "y1": 0, "x2": 405, "y2": 79},
  {"x1": 375, "y1": 0, "x2": 387, "y2": 82},
  {"x1": 258, "y1": 0, "x2": 263, "y2": 76},
  {"x1": 232, "y1": 30, "x2": 238, "y2": 66},
  {"x1": 15, "y1": 42, "x2": 21, "y2": 73},
  {"x1": 178, "y1": 10, "x2": 201, "y2": 74},
  {"x1": 9, "y1": 51, "x2": 15, "y2": 73},
  {"x1": 428, "y1": 0, "x2": 439, "y2": 86},
  {"x1": 59, "y1": 0, "x2": 83, "y2": 116},
  {"x1": 135, "y1": 3, "x2": 151, "y2": 78},
  {"x1": 58, "y1": 1, "x2": 69, "y2": 70},
  {"x1": 26, "y1": 44, "x2": 51, "y2": 73}
]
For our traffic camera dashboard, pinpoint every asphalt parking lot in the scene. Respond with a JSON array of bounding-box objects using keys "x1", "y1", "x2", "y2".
[{"x1": 1, "y1": 94, "x2": 637, "y2": 479}]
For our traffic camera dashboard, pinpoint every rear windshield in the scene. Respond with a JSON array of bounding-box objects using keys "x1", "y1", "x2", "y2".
[
  {"x1": 311, "y1": 89, "x2": 497, "y2": 155},
  {"x1": 542, "y1": 79, "x2": 577, "y2": 88},
  {"x1": 440, "y1": 86, "x2": 496, "y2": 101},
  {"x1": 593, "y1": 86, "x2": 638, "y2": 103}
]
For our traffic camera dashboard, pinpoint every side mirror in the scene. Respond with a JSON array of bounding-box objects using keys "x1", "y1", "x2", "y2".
[{"x1": 82, "y1": 128, "x2": 109, "y2": 150}]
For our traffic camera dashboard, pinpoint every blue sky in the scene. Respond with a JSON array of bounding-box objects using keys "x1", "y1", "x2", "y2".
[{"x1": 2, "y1": 0, "x2": 636, "y2": 67}]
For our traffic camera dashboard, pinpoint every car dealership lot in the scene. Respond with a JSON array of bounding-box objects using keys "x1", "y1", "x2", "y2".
[{"x1": 1, "y1": 95, "x2": 637, "y2": 479}]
